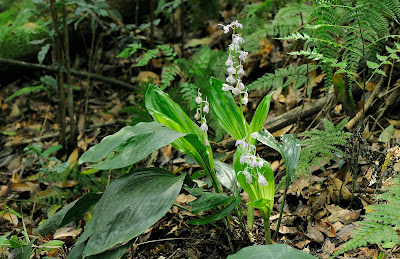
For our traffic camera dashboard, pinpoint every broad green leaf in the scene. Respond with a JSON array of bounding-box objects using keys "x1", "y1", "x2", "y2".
[
  {"x1": 188, "y1": 189, "x2": 235, "y2": 214},
  {"x1": 78, "y1": 121, "x2": 186, "y2": 170},
  {"x1": 35, "y1": 192, "x2": 101, "y2": 236},
  {"x1": 210, "y1": 77, "x2": 248, "y2": 140},
  {"x1": 145, "y1": 85, "x2": 214, "y2": 177},
  {"x1": 247, "y1": 198, "x2": 273, "y2": 210},
  {"x1": 188, "y1": 197, "x2": 240, "y2": 225},
  {"x1": 249, "y1": 92, "x2": 273, "y2": 134},
  {"x1": 281, "y1": 134, "x2": 301, "y2": 180},
  {"x1": 253, "y1": 131, "x2": 301, "y2": 180},
  {"x1": 214, "y1": 160, "x2": 240, "y2": 193},
  {"x1": 0, "y1": 234, "x2": 9, "y2": 247},
  {"x1": 228, "y1": 244, "x2": 317, "y2": 259},
  {"x1": 145, "y1": 84, "x2": 204, "y2": 140},
  {"x1": 68, "y1": 239, "x2": 135, "y2": 259},
  {"x1": 73, "y1": 168, "x2": 185, "y2": 258},
  {"x1": 252, "y1": 130, "x2": 283, "y2": 155}
]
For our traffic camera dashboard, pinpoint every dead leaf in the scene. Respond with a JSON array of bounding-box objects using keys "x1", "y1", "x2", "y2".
[
  {"x1": 307, "y1": 223, "x2": 324, "y2": 243},
  {"x1": 321, "y1": 239, "x2": 336, "y2": 259},
  {"x1": 272, "y1": 125, "x2": 293, "y2": 137},
  {"x1": 0, "y1": 211, "x2": 18, "y2": 225},
  {"x1": 135, "y1": 71, "x2": 160, "y2": 85},
  {"x1": 315, "y1": 220, "x2": 336, "y2": 237},
  {"x1": 175, "y1": 193, "x2": 196, "y2": 204},
  {"x1": 9, "y1": 103, "x2": 20, "y2": 117},
  {"x1": 340, "y1": 210, "x2": 360, "y2": 224},
  {"x1": 10, "y1": 181, "x2": 39, "y2": 193},
  {"x1": 53, "y1": 227, "x2": 82, "y2": 239},
  {"x1": 0, "y1": 186, "x2": 8, "y2": 197}
]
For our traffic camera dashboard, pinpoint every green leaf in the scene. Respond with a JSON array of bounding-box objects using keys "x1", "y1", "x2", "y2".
[
  {"x1": 78, "y1": 121, "x2": 186, "y2": 170},
  {"x1": 228, "y1": 244, "x2": 317, "y2": 259},
  {"x1": 73, "y1": 168, "x2": 185, "y2": 258},
  {"x1": 39, "y1": 240, "x2": 64, "y2": 248},
  {"x1": 281, "y1": 134, "x2": 301, "y2": 180},
  {"x1": 367, "y1": 61, "x2": 380, "y2": 69},
  {"x1": 38, "y1": 43, "x2": 50, "y2": 64},
  {"x1": 5, "y1": 85, "x2": 49, "y2": 103},
  {"x1": 214, "y1": 160, "x2": 240, "y2": 193},
  {"x1": 35, "y1": 192, "x2": 101, "y2": 236},
  {"x1": 252, "y1": 131, "x2": 301, "y2": 181},
  {"x1": 209, "y1": 77, "x2": 248, "y2": 140},
  {"x1": 188, "y1": 197, "x2": 240, "y2": 225},
  {"x1": 0, "y1": 234, "x2": 9, "y2": 247},
  {"x1": 188, "y1": 190, "x2": 235, "y2": 214},
  {"x1": 247, "y1": 198, "x2": 273, "y2": 210},
  {"x1": 249, "y1": 92, "x2": 273, "y2": 134},
  {"x1": 21, "y1": 238, "x2": 35, "y2": 259},
  {"x1": 145, "y1": 85, "x2": 213, "y2": 176}
]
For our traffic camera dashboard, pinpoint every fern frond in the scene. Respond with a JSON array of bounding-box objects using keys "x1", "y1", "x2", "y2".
[
  {"x1": 247, "y1": 64, "x2": 317, "y2": 91},
  {"x1": 332, "y1": 182, "x2": 400, "y2": 257},
  {"x1": 5, "y1": 85, "x2": 49, "y2": 103},
  {"x1": 297, "y1": 118, "x2": 351, "y2": 175},
  {"x1": 161, "y1": 66, "x2": 177, "y2": 90}
]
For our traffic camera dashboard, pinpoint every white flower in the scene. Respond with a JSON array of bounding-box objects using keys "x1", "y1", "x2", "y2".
[
  {"x1": 239, "y1": 51, "x2": 248, "y2": 62},
  {"x1": 243, "y1": 169, "x2": 252, "y2": 184},
  {"x1": 222, "y1": 84, "x2": 232, "y2": 91},
  {"x1": 219, "y1": 24, "x2": 231, "y2": 34},
  {"x1": 226, "y1": 75, "x2": 235, "y2": 84},
  {"x1": 241, "y1": 95, "x2": 248, "y2": 105},
  {"x1": 231, "y1": 20, "x2": 243, "y2": 29},
  {"x1": 258, "y1": 174, "x2": 268, "y2": 186},
  {"x1": 237, "y1": 80, "x2": 245, "y2": 90},
  {"x1": 200, "y1": 122, "x2": 208, "y2": 132},
  {"x1": 234, "y1": 35, "x2": 245, "y2": 44},
  {"x1": 203, "y1": 103, "x2": 209, "y2": 113},
  {"x1": 227, "y1": 66, "x2": 236, "y2": 75},
  {"x1": 232, "y1": 87, "x2": 241, "y2": 95},
  {"x1": 257, "y1": 159, "x2": 265, "y2": 168},
  {"x1": 235, "y1": 139, "x2": 245, "y2": 147},
  {"x1": 194, "y1": 109, "x2": 201, "y2": 120},
  {"x1": 237, "y1": 66, "x2": 244, "y2": 76},
  {"x1": 195, "y1": 89, "x2": 202, "y2": 104},
  {"x1": 225, "y1": 56, "x2": 233, "y2": 66}
]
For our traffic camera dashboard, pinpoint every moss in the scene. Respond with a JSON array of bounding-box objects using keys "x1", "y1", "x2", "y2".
[{"x1": 0, "y1": 0, "x2": 49, "y2": 60}]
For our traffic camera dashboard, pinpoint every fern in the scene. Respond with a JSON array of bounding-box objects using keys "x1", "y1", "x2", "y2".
[
  {"x1": 247, "y1": 64, "x2": 317, "y2": 92},
  {"x1": 296, "y1": 117, "x2": 351, "y2": 175},
  {"x1": 5, "y1": 85, "x2": 49, "y2": 103},
  {"x1": 332, "y1": 180, "x2": 400, "y2": 257}
]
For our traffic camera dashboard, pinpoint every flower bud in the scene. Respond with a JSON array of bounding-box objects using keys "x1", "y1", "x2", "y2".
[
  {"x1": 241, "y1": 96, "x2": 248, "y2": 105},
  {"x1": 222, "y1": 84, "x2": 232, "y2": 91},
  {"x1": 225, "y1": 56, "x2": 233, "y2": 66},
  {"x1": 194, "y1": 110, "x2": 200, "y2": 120}
]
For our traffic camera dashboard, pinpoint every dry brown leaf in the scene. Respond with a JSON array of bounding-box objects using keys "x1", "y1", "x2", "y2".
[
  {"x1": 340, "y1": 210, "x2": 360, "y2": 224},
  {"x1": 10, "y1": 181, "x2": 39, "y2": 193},
  {"x1": 175, "y1": 193, "x2": 196, "y2": 204},
  {"x1": 307, "y1": 224, "x2": 324, "y2": 243},
  {"x1": 135, "y1": 71, "x2": 160, "y2": 85},
  {"x1": 321, "y1": 239, "x2": 336, "y2": 259},
  {"x1": 53, "y1": 227, "x2": 82, "y2": 239},
  {"x1": 0, "y1": 211, "x2": 18, "y2": 225},
  {"x1": 0, "y1": 185, "x2": 8, "y2": 197},
  {"x1": 272, "y1": 125, "x2": 293, "y2": 137},
  {"x1": 315, "y1": 220, "x2": 336, "y2": 237}
]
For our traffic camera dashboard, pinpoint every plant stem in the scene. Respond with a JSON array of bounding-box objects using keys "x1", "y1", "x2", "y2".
[
  {"x1": 261, "y1": 208, "x2": 271, "y2": 245},
  {"x1": 274, "y1": 185, "x2": 288, "y2": 240},
  {"x1": 247, "y1": 205, "x2": 254, "y2": 230}
]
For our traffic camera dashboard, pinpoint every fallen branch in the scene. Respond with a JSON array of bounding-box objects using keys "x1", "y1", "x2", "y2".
[
  {"x1": 8, "y1": 120, "x2": 122, "y2": 146},
  {"x1": 0, "y1": 57, "x2": 139, "y2": 92}
]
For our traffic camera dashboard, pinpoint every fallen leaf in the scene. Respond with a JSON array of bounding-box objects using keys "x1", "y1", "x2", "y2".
[
  {"x1": 0, "y1": 211, "x2": 18, "y2": 225},
  {"x1": 53, "y1": 227, "x2": 82, "y2": 239},
  {"x1": 10, "y1": 181, "x2": 40, "y2": 193},
  {"x1": 340, "y1": 210, "x2": 360, "y2": 224}
]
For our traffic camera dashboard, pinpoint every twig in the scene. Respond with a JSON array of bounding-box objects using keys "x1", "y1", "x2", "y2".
[
  {"x1": 0, "y1": 58, "x2": 139, "y2": 92},
  {"x1": 345, "y1": 65, "x2": 389, "y2": 130},
  {"x1": 8, "y1": 120, "x2": 121, "y2": 146}
]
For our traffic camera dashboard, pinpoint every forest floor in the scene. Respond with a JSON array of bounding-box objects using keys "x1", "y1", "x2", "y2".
[{"x1": 1, "y1": 3, "x2": 400, "y2": 259}]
